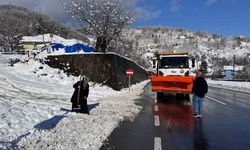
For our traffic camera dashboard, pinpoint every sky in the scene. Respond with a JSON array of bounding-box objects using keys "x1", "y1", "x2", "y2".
[
  {"x1": 0, "y1": 0, "x2": 250, "y2": 37},
  {"x1": 132, "y1": 0, "x2": 250, "y2": 37}
]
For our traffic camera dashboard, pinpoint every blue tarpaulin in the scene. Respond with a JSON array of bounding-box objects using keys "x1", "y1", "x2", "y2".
[
  {"x1": 50, "y1": 43, "x2": 64, "y2": 51},
  {"x1": 50, "y1": 43, "x2": 94, "y2": 53}
]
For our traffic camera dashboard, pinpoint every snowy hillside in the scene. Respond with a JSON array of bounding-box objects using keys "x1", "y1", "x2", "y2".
[
  {"x1": 0, "y1": 54, "x2": 147, "y2": 149},
  {"x1": 113, "y1": 27, "x2": 250, "y2": 75},
  {"x1": 0, "y1": 4, "x2": 89, "y2": 52},
  {"x1": 124, "y1": 27, "x2": 250, "y2": 57}
]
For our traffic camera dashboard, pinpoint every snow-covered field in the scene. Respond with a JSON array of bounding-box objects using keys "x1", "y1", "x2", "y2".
[
  {"x1": 207, "y1": 79, "x2": 250, "y2": 93},
  {"x1": 0, "y1": 54, "x2": 147, "y2": 149}
]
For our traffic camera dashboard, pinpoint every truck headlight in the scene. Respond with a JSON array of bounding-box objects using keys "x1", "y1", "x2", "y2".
[{"x1": 180, "y1": 69, "x2": 184, "y2": 73}]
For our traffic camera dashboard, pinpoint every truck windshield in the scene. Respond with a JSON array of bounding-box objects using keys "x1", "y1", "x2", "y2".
[{"x1": 160, "y1": 57, "x2": 189, "y2": 68}]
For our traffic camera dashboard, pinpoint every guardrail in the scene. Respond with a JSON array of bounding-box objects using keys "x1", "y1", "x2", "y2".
[
  {"x1": 1, "y1": 51, "x2": 27, "y2": 55},
  {"x1": 210, "y1": 78, "x2": 250, "y2": 82}
]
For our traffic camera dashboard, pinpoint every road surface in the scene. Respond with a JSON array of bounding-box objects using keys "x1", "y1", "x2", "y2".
[{"x1": 101, "y1": 83, "x2": 250, "y2": 150}]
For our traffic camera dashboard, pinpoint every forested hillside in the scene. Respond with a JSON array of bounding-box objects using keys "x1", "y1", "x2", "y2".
[
  {"x1": 1, "y1": 4, "x2": 249, "y2": 78},
  {"x1": 0, "y1": 4, "x2": 88, "y2": 51}
]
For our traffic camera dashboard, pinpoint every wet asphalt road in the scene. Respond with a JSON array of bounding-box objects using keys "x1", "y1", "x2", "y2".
[{"x1": 101, "y1": 84, "x2": 250, "y2": 150}]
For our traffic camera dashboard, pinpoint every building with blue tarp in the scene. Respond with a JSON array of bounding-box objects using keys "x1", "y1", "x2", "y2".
[
  {"x1": 223, "y1": 65, "x2": 244, "y2": 80},
  {"x1": 49, "y1": 43, "x2": 94, "y2": 53}
]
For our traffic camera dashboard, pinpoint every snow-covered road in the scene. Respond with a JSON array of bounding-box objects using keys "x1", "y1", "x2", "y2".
[{"x1": 0, "y1": 54, "x2": 147, "y2": 149}]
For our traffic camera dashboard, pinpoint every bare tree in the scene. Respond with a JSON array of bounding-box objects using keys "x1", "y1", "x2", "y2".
[
  {"x1": 65, "y1": 0, "x2": 134, "y2": 52},
  {"x1": 0, "y1": 13, "x2": 24, "y2": 51}
]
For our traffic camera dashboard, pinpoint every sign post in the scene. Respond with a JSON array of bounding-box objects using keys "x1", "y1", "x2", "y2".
[{"x1": 126, "y1": 69, "x2": 134, "y2": 91}]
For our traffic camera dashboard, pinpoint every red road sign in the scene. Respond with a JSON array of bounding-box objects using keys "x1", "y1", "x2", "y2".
[{"x1": 126, "y1": 69, "x2": 134, "y2": 76}]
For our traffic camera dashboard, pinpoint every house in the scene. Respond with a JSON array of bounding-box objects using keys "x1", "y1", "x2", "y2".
[
  {"x1": 18, "y1": 34, "x2": 54, "y2": 51},
  {"x1": 19, "y1": 34, "x2": 94, "y2": 54},
  {"x1": 179, "y1": 35, "x2": 186, "y2": 39},
  {"x1": 185, "y1": 32, "x2": 194, "y2": 39},
  {"x1": 223, "y1": 66, "x2": 234, "y2": 80},
  {"x1": 223, "y1": 65, "x2": 244, "y2": 80}
]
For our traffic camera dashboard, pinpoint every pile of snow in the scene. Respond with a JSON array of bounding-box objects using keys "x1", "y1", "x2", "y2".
[
  {"x1": 0, "y1": 54, "x2": 147, "y2": 149},
  {"x1": 51, "y1": 36, "x2": 86, "y2": 46},
  {"x1": 207, "y1": 79, "x2": 250, "y2": 93},
  {"x1": 20, "y1": 34, "x2": 88, "y2": 46}
]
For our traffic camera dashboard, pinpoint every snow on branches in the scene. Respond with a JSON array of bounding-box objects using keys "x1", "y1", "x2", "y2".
[{"x1": 65, "y1": 0, "x2": 135, "y2": 52}]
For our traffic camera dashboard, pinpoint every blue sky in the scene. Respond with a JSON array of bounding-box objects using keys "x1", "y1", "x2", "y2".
[
  {"x1": 0, "y1": 0, "x2": 249, "y2": 37},
  {"x1": 132, "y1": 0, "x2": 250, "y2": 37}
]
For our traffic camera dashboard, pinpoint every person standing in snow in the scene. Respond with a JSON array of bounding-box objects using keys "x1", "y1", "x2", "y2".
[
  {"x1": 192, "y1": 70, "x2": 208, "y2": 118},
  {"x1": 71, "y1": 76, "x2": 89, "y2": 114}
]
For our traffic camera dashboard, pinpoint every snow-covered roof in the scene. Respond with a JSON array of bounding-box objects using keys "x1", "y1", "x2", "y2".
[
  {"x1": 179, "y1": 35, "x2": 186, "y2": 39},
  {"x1": 223, "y1": 65, "x2": 244, "y2": 71},
  {"x1": 223, "y1": 66, "x2": 233, "y2": 70},
  {"x1": 20, "y1": 34, "x2": 89, "y2": 46},
  {"x1": 235, "y1": 66, "x2": 244, "y2": 71},
  {"x1": 20, "y1": 34, "x2": 54, "y2": 43}
]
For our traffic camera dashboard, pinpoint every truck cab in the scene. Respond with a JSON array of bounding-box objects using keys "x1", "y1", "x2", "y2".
[
  {"x1": 150, "y1": 52, "x2": 196, "y2": 99},
  {"x1": 157, "y1": 54, "x2": 190, "y2": 76}
]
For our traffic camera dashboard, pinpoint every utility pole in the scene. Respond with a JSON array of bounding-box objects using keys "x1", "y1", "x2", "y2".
[
  {"x1": 39, "y1": 6, "x2": 45, "y2": 42},
  {"x1": 233, "y1": 55, "x2": 235, "y2": 80}
]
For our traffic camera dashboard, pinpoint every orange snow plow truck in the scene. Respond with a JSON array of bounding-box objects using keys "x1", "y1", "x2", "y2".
[{"x1": 150, "y1": 51, "x2": 196, "y2": 99}]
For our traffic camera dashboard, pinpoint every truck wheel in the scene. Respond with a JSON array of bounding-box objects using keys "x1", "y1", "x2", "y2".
[
  {"x1": 157, "y1": 92, "x2": 164, "y2": 100},
  {"x1": 184, "y1": 94, "x2": 190, "y2": 101},
  {"x1": 176, "y1": 94, "x2": 182, "y2": 99}
]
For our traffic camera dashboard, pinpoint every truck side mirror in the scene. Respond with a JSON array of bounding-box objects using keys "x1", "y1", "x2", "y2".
[
  {"x1": 153, "y1": 60, "x2": 156, "y2": 68},
  {"x1": 192, "y1": 58, "x2": 195, "y2": 68}
]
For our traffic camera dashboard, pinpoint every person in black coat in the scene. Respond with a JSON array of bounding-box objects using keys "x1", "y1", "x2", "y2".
[
  {"x1": 192, "y1": 70, "x2": 208, "y2": 118},
  {"x1": 71, "y1": 76, "x2": 89, "y2": 114}
]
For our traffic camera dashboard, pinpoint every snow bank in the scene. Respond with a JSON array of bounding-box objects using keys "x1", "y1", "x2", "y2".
[
  {"x1": 21, "y1": 34, "x2": 88, "y2": 46},
  {"x1": 17, "y1": 82, "x2": 147, "y2": 150},
  {"x1": 0, "y1": 54, "x2": 147, "y2": 149},
  {"x1": 207, "y1": 79, "x2": 250, "y2": 94}
]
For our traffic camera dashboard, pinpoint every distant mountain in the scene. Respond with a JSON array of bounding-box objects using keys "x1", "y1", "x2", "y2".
[
  {"x1": 109, "y1": 26, "x2": 250, "y2": 76},
  {"x1": 0, "y1": 4, "x2": 89, "y2": 51},
  {"x1": 124, "y1": 26, "x2": 249, "y2": 58}
]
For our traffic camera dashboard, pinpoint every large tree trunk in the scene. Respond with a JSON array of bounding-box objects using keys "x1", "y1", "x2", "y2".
[{"x1": 95, "y1": 36, "x2": 109, "y2": 53}]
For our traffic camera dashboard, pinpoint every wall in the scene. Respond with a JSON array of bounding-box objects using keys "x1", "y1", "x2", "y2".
[{"x1": 45, "y1": 53, "x2": 148, "y2": 90}]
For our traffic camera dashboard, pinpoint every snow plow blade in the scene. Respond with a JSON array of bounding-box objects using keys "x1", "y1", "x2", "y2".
[{"x1": 150, "y1": 76, "x2": 195, "y2": 94}]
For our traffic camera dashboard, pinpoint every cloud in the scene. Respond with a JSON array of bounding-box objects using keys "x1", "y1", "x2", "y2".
[
  {"x1": 136, "y1": 7, "x2": 162, "y2": 21},
  {"x1": 206, "y1": 0, "x2": 218, "y2": 5},
  {"x1": 0, "y1": 0, "x2": 73, "y2": 25},
  {"x1": 169, "y1": 0, "x2": 181, "y2": 12},
  {"x1": 125, "y1": 0, "x2": 162, "y2": 21},
  {"x1": 0, "y1": 0, "x2": 161, "y2": 25}
]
